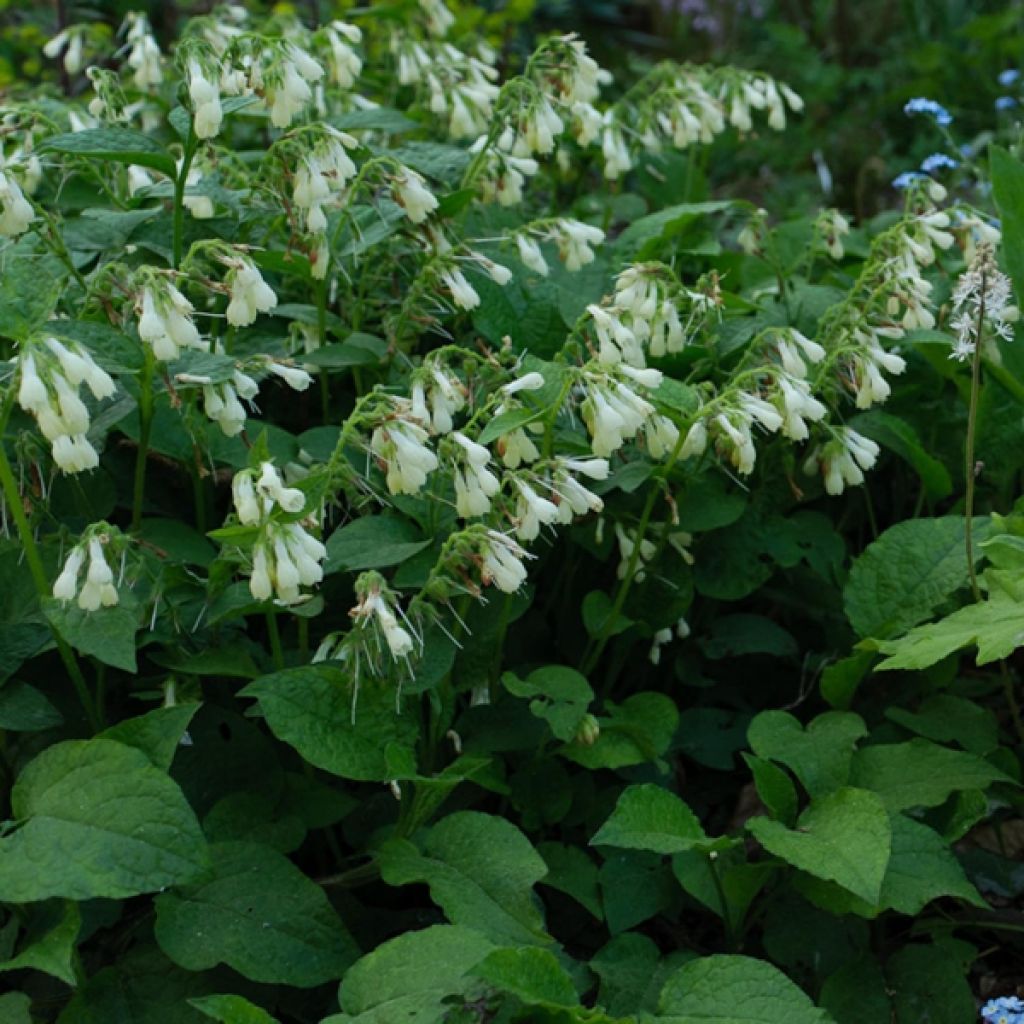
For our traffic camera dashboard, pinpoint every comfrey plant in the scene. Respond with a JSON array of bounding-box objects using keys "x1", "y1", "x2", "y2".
[{"x1": 0, "y1": 2, "x2": 1019, "y2": 1021}]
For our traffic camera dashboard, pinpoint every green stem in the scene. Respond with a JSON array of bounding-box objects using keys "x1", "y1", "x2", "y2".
[
  {"x1": 580, "y1": 432, "x2": 685, "y2": 677},
  {"x1": 172, "y1": 129, "x2": 198, "y2": 272},
  {"x1": 964, "y1": 291, "x2": 985, "y2": 605},
  {"x1": 131, "y1": 346, "x2": 156, "y2": 533},
  {"x1": 0, "y1": 441, "x2": 99, "y2": 731},
  {"x1": 266, "y1": 609, "x2": 285, "y2": 670},
  {"x1": 708, "y1": 853, "x2": 737, "y2": 950}
]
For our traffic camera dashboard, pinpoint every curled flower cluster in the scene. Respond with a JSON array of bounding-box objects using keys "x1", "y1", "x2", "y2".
[
  {"x1": 981, "y1": 995, "x2": 1024, "y2": 1024},
  {"x1": 16, "y1": 338, "x2": 115, "y2": 473}
]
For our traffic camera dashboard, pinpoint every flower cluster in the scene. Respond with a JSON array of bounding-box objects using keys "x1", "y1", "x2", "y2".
[
  {"x1": 137, "y1": 278, "x2": 204, "y2": 361},
  {"x1": 981, "y1": 996, "x2": 1024, "y2": 1024},
  {"x1": 122, "y1": 12, "x2": 163, "y2": 90},
  {"x1": 53, "y1": 532, "x2": 122, "y2": 611},
  {"x1": 0, "y1": 168, "x2": 34, "y2": 237},
  {"x1": 903, "y1": 96, "x2": 953, "y2": 126},
  {"x1": 233, "y1": 463, "x2": 325, "y2": 605},
  {"x1": 949, "y1": 244, "x2": 1015, "y2": 362},
  {"x1": 16, "y1": 338, "x2": 115, "y2": 473}
]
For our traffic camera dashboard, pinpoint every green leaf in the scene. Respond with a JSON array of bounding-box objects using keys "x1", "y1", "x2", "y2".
[
  {"x1": 0, "y1": 902, "x2": 80, "y2": 986},
  {"x1": 878, "y1": 814, "x2": 984, "y2": 915},
  {"x1": 876, "y1": 586, "x2": 1024, "y2": 669},
  {"x1": 613, "y1": 201, "x2": 736, "y2": 261},
  {"x1": 139, "y1": 519, "x2": 216, "y2": 567},
  {"x1": 0, "y1": 739, "x2": 208, "y2": 901},
  {"x1": 0, "y1": 245, "x2": 66, "y2": 341},
  {"x1": 42, "y1": 128, "x2": 176, "y2": 176},
  {"x1": 656, "y1": 954, "x2": 834, "y2": 1023},
  {"x1": 747, "y1": 788, "x2": 891, "y2": 904},
  {"x1": 44, "y1": 600, "x2": 138, "y2": 673},
  {"x1": 742, "y1": 753, "x2": 797, "y2": 824},
  {"x1": 471, "y1": 947, "x2": 577, "y2": 1008},
  {"x1": 672, "y1": 849, "x2": 775, "y2": 927},
  {"x1": 154, "y1": 841, "x2": 357, "y2": 987},
  {"x1": 189, "y1": 995, "x2": 279, "y2": 1024},
  {"x1": 991, "y1": 144, "x2": 1024, "y2": 305},
  {"x1": 851, "y1": 738, "x2": 1010, "y2": 810},
  {"x1": 843, "y1": 517, "x2": 989, "y2": 640},
  {"x1": 700, "y1": 614, "x2": 797, "y2": 660},
  {"x1": 562, "y1": 692, "x2": 678, "y2": 770},
  {"x1": 747, "y1": 711, "x2": 867, "y2": 798},
  {"x1": 477, "y1": 405, "x2": 546, "y2": 446},
  {"x1": 848, "y1": 411, "x2": 952, "y2": 499},
  {"x1": 377, "y1": 811, "x2": 550, "y2": 946},
  {"x1": 337, "y1": 925, "x2": 494, "y2": 1023},
  {"x1": 819, "y1": 958, "x2": 891, "y2": 1024},
  {"x1": 324, "y1": 515, "x2": 431, "y2": 573},
  {"x1": 537, "y1": 842, "x2": 602, "y2": 918},
  {"x1": 100, "y1": 704, "x2": 200, "y2": 771},
  {"x1": 591, "y1": 784, "x2": 719, "y2": 855},
  {"x1": 502, "y1": 665, "x2": 594, "y2": 742},
  {"x1": 240, "y1": 665, "x2": 419, "y2": 781},
  {"x1": 592, "y1": 934, "x2": 694, "y2": 1017},
  {"x1": 886, "y1": 942, "x2": 975, "y2": 1024},
  {"x1": 599, "y1": 851, "x2": 679, "y2": 935},
  {"x1": 885, "y1": 694, "x2": 998, "y2": 755},
  {"x1": 332, "y1": 107, "x2": 419, "y2": 133},
  {"x1": 0, "y1": 993, "x2": 31, "y2": 1024},
  {"x1": 300, "y1": 334, "x2": 388, "y2": 370},
  {"x1": 0, "y1": 679, "x2": 63, "y2": 731}
]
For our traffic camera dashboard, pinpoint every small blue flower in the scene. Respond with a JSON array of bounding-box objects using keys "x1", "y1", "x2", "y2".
[
  {"x1": 904, "y1": 97, "x2": 954, "y2": 125},
  {"x1": 999, "y1": 69, "x2": 1020, "y2": 87},
  {"x1": 996, "y1": 96, "x2": 1018, "y2": 111},
  {"x1": 892, "y1": 171, "x2": 925, "y2": 189},
  {"x1": 921, "y1": 152, "x2": 958, "y2": 173},
  {"x1": 981, "y1": 995, "x2": 1024, "y2": 1024}
]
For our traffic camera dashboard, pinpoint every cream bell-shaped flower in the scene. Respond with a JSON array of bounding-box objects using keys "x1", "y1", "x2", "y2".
[{"x1": 225, "y1": 259, "x2": 278, "y2": 327}]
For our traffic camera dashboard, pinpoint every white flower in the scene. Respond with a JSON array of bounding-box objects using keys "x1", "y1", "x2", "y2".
[
  {"x1": 371, "y1": 419, "x2": 439, "y2": 495},
  {"x1": 514, "y1": 479, "x2": 559, "y2": 540},
  {"x1": 78, "y1": 537, "x2": 118, "y2": 611},
  {"x1": 44, "y1": 338, "x2": 114, "y2": 400},
  {"x1": 393, "y1": 167, "x2": 439, "y2": 223},
  {"x1": 680, "y1": 419, "x2": 708, "y2": 459},
  {"x1": 442, "y1": 269, "x2": 480, "y2": 310},
  {"x1": 502, "y1": 372, "x2": 545, "y2": 395},
  {"x1": 645, "y1": 414, "x2": 680, "y2": 459},
  {"x1": 715, "y1": 414, "x2": 757, "y2": 475},
  {"x1": 225, "y1": 260, "x2": 278, "y2": 326},
  {"x1": 324, "y1": 21, "x2": 363, "y2": 87},
  {"x1": 482, "y1": 531, "x2": 530, "y2": 592},
  {"x1": 516, "y1": 235, "x2": 549, "y2": 276},
  {"x1": 0, "y1": 171, "x2": 35, "y2": 237},
  {"x1": 137, "y1": 283, "x2": 203, "y2": 361},
  {"x1": 53, "y1": 546, "x2": 86, "y2": 602},
  {"x1": 268, "y1": 362, "x2": 313, "y2": 392},
  {"x1": 17, "y1": 353, "x2": 48, "y2": 411},
  {"x1": 188, "y1": 60, "x2": 223, "y2": 140},
  {"x1": 254, "y1": 462, "x2": 305, "y2": 513}
]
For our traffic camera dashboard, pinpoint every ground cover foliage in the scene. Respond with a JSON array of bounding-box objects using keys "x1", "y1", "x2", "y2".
[{"x1": 1, "y1": 2, "x2": 1024, "y2": 1022}]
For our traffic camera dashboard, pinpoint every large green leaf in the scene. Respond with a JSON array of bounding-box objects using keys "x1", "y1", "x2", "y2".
[
  {"x1": 747, "y1": 711, "x2": 866, "y2": 798},
  {"x1": 850, "y1": 738, "x2": 1010, "y2": 810},
  {"x1": 747, "y1": 788, "x2": 891, "y2": 904},
  {"x1": 0, "y1": 739, "x2": 208, "y2": 902},
  {"x1": 562, "y1": 692, "x2": 678, "y2": 770},
  {"x1": 154, "y1": 841, "x2": 357, "y2": 987},
  {"x1": 100, "y1": 704, "x2": 200, "y2": 772},
  {"x1": 42, "y1": 128, "x2": 176, "y2": 176},
  {"x1": 656, "y1": 954, "x2": 834, "y2": 1023},
  {"x1": 844, "y1": 517, "x2": 988, "y2": 640},
  {"x1": 591, "y1": 784, "x2": 720, "y2": 855},
  {"x1": 240, "y1": 665, "x2": 418, "y2": 781},
  {"x1": 44, "y1": 600, "x2": 139, "y2": 673},
  {"x1": 377, "y1": 811, "x2": 550, "y2": 946},
  {"x1": 324, "y1": 515, "x2": 431, "y2": 573},
  {"x1": 335, "y1": 925, "x2": 494, "y2": 1023},
  {"x1": 875, "y1": 586, "x2": 1024, "y2": 669}
]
